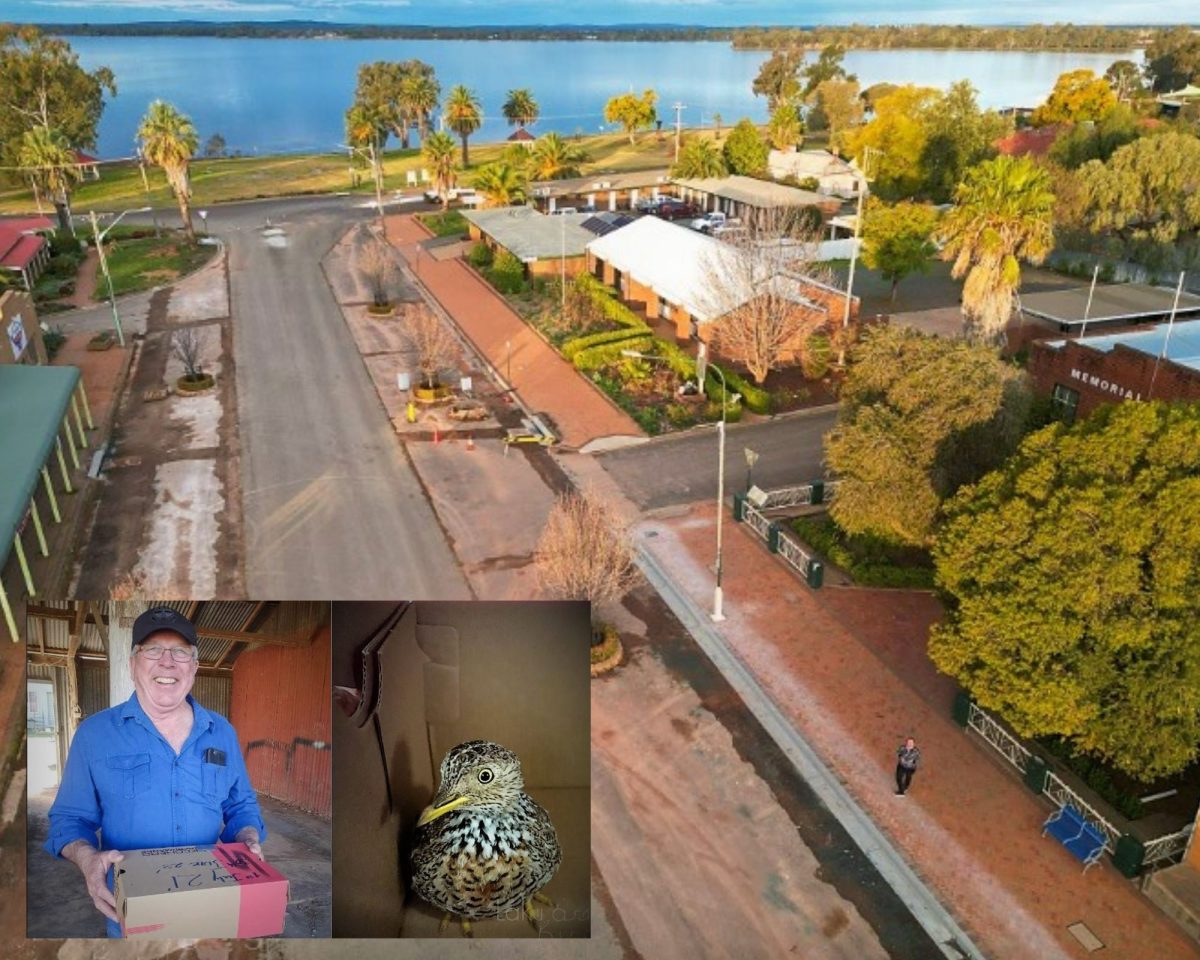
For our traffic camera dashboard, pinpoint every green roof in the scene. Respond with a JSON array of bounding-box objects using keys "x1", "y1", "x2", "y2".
[{"x1": 0, "y1": 364, "x2": 80, "y2": 565}]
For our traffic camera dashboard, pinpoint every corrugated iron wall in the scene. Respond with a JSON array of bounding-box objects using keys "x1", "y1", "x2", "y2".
[{"x1": 229, "y1": 626, "x2": 332, "y2": 818}]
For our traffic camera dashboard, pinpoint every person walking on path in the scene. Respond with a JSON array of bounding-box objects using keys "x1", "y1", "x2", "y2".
[{"x1": 896, "y1": 737, "x2": 921, "y2": 796}]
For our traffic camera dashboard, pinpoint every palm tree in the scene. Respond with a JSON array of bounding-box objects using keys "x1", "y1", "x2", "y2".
[
  {"x1": 422, "y1": 131, "x2": 458, "y2": 210},
  {"x1": 137, "y1": 100, "x2": 200, "y2": 242},
  {"x1": 18, "y1": 126, "x2": 81, "y2": 234},
  {"x1": 404, "y1": 73, "x2": 441, "y2": 144},
  {"x1": 443, "y1": 85, "x2": 483, "y2": 167},
  {"x1": 940, "y1": 155, "x2": 1055, "y2": 343},
  {"x1": 671, "y1": 138, "x2": 727, "y2": 179},
  {"x1": 712, "y1": 112, "x2": 723, "y2": 139},
  {"x1": 529, "y1": 132, "x2": 588, "y2": 180},
  {"x1": 473, "y1": 162, "x2": 527, "y2": 208},
  {"x1": 767, "y1": 104, "x2": 803, "y2": 151},
  {"x1": 502, "y1": 88, "x2": 539, "y2": 132},
  {"x1": 345, "y1": 103, "x2": 386, "y2": 193}
]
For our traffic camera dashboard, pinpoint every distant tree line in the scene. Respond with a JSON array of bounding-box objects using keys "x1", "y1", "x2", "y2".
[{"x1": 733, "y1": 23, "x2": 1167, "y2": 53}]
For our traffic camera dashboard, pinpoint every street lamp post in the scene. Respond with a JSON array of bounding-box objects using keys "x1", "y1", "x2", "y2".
[
  {"x1": 623, "y1": 349, "x2": 738, "y2": 621},
  {"x1": 90, "y1": 206, "x2": 152, "y2": 348}
]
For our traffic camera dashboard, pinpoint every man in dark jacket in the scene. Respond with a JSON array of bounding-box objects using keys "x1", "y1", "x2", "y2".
[{"x1": 895, "y1": 737, "x2": 921, "y2": 796}]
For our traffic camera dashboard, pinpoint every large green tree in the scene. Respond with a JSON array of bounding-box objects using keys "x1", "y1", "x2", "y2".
[
  {"x1": 502, "y1": 88, "x2": 539, "y2": 131},
  {"x1": 939, "y1": 154, "x2": 1055, "y2": 343},
  {"x1": 1048, "y1": 104, "x2": 1141, "y2": 170},
  {"x1": 1104, "y1": 59, "x2": 1145, "y2": 101},
  {"x1": 443, "y1": 84, "x2": 483, "y2": 166},
  {"x1": 1144, "y1": 27, "x2": 1200, "y2": 93},
  {"x1": 801, "y1": 43, "x2": 854, "y2": 98},
  {"x1": 603, "y1": 89, "x2": 657, "y2": 144},
  {"x1": 17, "y1": 126, "x2": 81, "y2": 233},
  {"x1": 351, "y1": 60, "x2": 438, "y2": 150},
  {"x1": 930, "y1": 401, "x2": 1200, "y2": 782},
  {"x1": 137, "y1": 100, "x2": 199, "y2": 242},
  {"x1": 400, "y1": 65, "x2": 440, "y2": 143},
  {"x1": 1031, "y1": 69, "x2": 1117, "y2": 127},
  {"x1": 671, "y1": 137, "x2": 727, "y2": 179},
  {"x1": 722, "y1": 118, "x2": 769, "y2": 176},
  {"x1": 752, "y1": 49, "x2": 802, "y2": 111},
  {"x1": 808, "y1": 78, "x2": 862, "y2": 144},
  {"x1": 0, "y1": 25, "x2": 115, "y2": 173},
  {"x1": 841, "y1": 85, "x2": 940, "y2": 199},
  {"x1": 919, "y1": 80, "x2": 1008, "y2": 203},
  {"x1": 861, "y1": 198, "x2": 939, "y2": 300},
  {"x1": 825, "y1": 326, "x2": 1031, "y2": 547}
]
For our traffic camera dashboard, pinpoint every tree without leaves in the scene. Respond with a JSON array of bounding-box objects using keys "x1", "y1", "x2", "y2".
[
  {"x1": 671, "y1": 137, "x2": 727, "y2": 179},
  {"x1": 171, "y1": 327, "x2": 204, "y2": 380},
  {"x1": 939, "y1": 154, "x2": 1055, "y2": 343},
  {"x1": 534, "y1": 490, "x2": 637, "y2": 611},
  {"x1": 357, "y1": 231, "x2": 399, "y2": 307},
  {"x1": 702, "y1": 210, "x2": 837, "y2": 384},
  {"x1": 0, "y1": 25, "x2": 115, "y2": 175},
  {"x1": 722, "y1": 118, "x2": 768, "y2": 176},
  {"x1": 825, "y1": 325, "x2": 1031, "y2": 547},
  {"x1": 502, "y1": 88, "x2": 539, "y2": 130},
  {"x1": 1031, "y1": 69, "x2": 1118, "y2": 127},
  {"x1": 443, "y1": 84, "x2": 482, "y2": 166},
  {"x1": 861, "y1": 198, "x2": 940, "y2": 300},
  {"x1": 929, "y1": 401, "x2": 1200, "y2": 782},
  {"x1": 17, "y1": 126, "x2": 81, "y2": 233},
  {"x1": 421, "y1": 130, "x2": 458, "y2": 210},
  {"x1": 603, "y1": 89, "x2": 657, "y2": 144},
  {"x1": 137, "y1": 100, "x2": 199, "y2": 243},
  {"x1": 406, "y1": 307, "x2": 457, "y2": 389}
]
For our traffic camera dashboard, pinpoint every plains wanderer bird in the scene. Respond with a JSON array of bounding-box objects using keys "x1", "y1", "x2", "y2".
[{"x1": 411, "y1": 740, "x2": 561, "y2": 936}]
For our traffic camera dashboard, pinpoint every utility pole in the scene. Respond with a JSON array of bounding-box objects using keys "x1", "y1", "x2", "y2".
[
  {"x1": 839, "y1": 145, "x2": 879, "y2": 367},
  {"x1": 673, "y1": 102, "x2": 686, "y2": 163}
]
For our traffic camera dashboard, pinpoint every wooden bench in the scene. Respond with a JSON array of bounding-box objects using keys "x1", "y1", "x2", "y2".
[{"x1": 1043, "y1": 803, "x2": 1107, "y2": 872}]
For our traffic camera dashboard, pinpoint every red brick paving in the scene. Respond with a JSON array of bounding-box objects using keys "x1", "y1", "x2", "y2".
[
  {"x1": 385, "y1": 213, "x2": 642, "y2": 449},
  {"x1": 643, "y1": 503, "x2": 1199, "y2": 960}
]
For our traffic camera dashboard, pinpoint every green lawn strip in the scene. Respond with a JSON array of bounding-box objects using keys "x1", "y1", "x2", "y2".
[
  {"x1": 99, "y1": 234, "x2": 217, "y2": 298},
  {"x1": 416, "y1": 210, "x2": 469, "y2": 236}
]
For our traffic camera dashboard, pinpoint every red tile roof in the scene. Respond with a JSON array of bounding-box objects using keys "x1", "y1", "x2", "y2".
[
  {"x1": 73, "y1": 150, "x2": 99, "y2": 165},
  {"x1": 507, "y1": 128, "x2": 536, "y2": 142},
  {"x1": 0, "y1": 226, "x2": 46, "y2": 270},
  {"x1": 0, "y1": 215, "x2": 55, "y2": 234}
]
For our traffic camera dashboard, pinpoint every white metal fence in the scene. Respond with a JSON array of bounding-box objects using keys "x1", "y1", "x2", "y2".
[
  {"x1": 777, "y1": 533, "x2": 815, "y2": 578},
  {"x1": 966, "y1": 703, "x2": 1031, "y2": 774},
  {"x1": 740, "y1": 501, "x2": 820, "y2": 584},
  {"x1": 743, "y1": 503, "x2": 772, "y2": 540},
  {"x1": 1144, "y1": 825, "x2": 1193, "y2": 867},
  {"x1": 1043, "y1": 770, "x2": 1121, "y2": 854}
]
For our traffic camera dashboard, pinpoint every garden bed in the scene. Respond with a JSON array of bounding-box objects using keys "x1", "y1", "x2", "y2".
[
  {"x1": 791, "y1": 513, "x2": 935, "y2": 589},
  {"x1": 97, "y1": 232, "x2": 217, "y2": 298},
  {"x1": 417, "y1": 210, "x2": 469, "y2": 237}
]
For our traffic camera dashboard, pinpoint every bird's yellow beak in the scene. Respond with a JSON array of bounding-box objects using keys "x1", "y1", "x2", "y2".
[{"x1": 417, "y1": 794, "x2": 470, "y2": 826}]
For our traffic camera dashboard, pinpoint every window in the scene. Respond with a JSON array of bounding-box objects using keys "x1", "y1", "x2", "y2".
[
  {"x1": 660, "y1": 298, "x2": 671, "y2": 319},
  {"x1": 1051, "y1": 384, "x2": 1080, "y2": 424}
]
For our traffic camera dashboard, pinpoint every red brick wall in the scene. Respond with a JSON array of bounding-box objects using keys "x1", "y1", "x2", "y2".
[
  {"x1": 230, "y1": 626, "x2": 332, "y2": 817},
  {"x1": 1029, "y1": 340, "x2": 1200, "y2": 418}
]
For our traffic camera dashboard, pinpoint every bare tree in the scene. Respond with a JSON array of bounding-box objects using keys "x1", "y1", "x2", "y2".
[
  {"x1": 700, "y1": 210, "x2": 842, "y2": 385},
  {"x1": 172, "y1": 327, "x2": 204, "y2": 380},
  {"x1": 534, "y1": 490, "x2": 638, "y2": 612},
  {"x1": 358, "y1": 231, "x2": 400, "y2": 308},
  {"x1": 406, "y1": 307, "x2": 457, "y2": 388}
]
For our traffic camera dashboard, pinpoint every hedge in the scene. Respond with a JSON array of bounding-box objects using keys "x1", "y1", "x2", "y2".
[
  {"x1": 720, "y1": 368, "x2": 772, "y2": 414},
  {"x1": 562, "y1": 326, "x2": 648, "y2": 361},
  {"x1": 573, "y1": 335, "x2": 656, "y2": 372},
  {"x1": 573, "y1": 273, "x2": 649, "y2": 330},
  {"x1": 791, "y1": 515, "x2": 935, "y2": 589}
]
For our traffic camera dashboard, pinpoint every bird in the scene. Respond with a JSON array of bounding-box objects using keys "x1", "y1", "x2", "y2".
[{"x1": 410, "y1": 740, "x2": 561, "y2": 936}]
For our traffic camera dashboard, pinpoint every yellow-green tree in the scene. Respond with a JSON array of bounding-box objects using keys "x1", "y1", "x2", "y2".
[
  {"x1": 930, "y1": 401, "x2": 1200, "y2": 782},
  {"x1": 840, "y1": 85, "x2": 940, "y2": 198},
  {"x1": 137, "y1": 99, "x2": 199, "y2": 242},
  {"x1": 825, "y1": 326, "x2": 1030, "y2": 547},
  {"x1": 861, "y1": 198, "x2": 939, "y2": 300},
  {"x1": 603, "y1": 89, "x2": 657, "y2": 144},
  {"x1": 1031, "y1": 69, "x2": 1117, "y2": 127},
  {"x1": 17, "y1": 126, "x2": 81, "y2": 233}
]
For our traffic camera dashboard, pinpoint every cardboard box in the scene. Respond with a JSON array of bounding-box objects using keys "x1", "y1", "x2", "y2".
[{"x1": 115, "y1": 842, "x2": 289, "y2": 939}]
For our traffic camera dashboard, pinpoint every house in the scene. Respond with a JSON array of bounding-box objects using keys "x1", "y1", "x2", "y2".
[
  {"x1": 528, "y1": 169, "x2": 674, "y2": 214},
  {"x1": 1029, "y1": 319, "x2": 1200, "y2": 422},
  {"x1": 1158, "y1": 83, "x2": 1200, "y2": 117},
  {"x1": 671, "y1": 175, "x2": 842, "y2": 227},
  {"x1": 73, "y1": 150, "x2": 102, "y2": 181},
  {"x1": 585, "y1": 215, "x2": 857, "y2": 348},
  {"x1": 462, "y1": 206, "x2": 595, "y2": 278},
  {"x1": 767, "y1": 150, "x2": 863, "y2": 198},
  {"x1": 506, "y1": 128, "x2": 536, "y2": 145},
  {"x1": 0, "y1": 221, "x2": 52, "y2": 291}
]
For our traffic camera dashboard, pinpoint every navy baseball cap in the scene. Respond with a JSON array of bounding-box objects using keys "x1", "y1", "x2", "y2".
[{"x1": 132, "y1": 607, "x2": 199, "y2": 648}]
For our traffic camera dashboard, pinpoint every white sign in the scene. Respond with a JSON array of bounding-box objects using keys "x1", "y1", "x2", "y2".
[
  {"x1": 7, "y1": 314, "x2": 27, "y2": 361},
  {"x1": 1069, "y1": 367, "x2": 1143, "y2": 401}
]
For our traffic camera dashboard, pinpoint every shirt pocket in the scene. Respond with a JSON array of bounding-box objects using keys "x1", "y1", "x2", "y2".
[
  {"x1": 105, "y1": 753, "x2": 151, "y2": 799},
  {"x1": 202, "y1": 761, "x2": 227, "y2": 800}
]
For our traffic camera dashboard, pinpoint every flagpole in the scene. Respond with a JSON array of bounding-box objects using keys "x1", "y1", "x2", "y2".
[
  {"x1": 1078, "y1": 263, "x2": 1100, "y2": 340},
  {"x1": 1148, "y1": 271, "x2": 1186, "y2": 398}
]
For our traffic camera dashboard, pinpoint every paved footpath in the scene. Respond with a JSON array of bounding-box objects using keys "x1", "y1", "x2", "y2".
[
  {"x1": 639, "y1": 503, "x2": 1199, "y2": 960},
  {"x1": 385, "y1": 214, "x2": 642, "y2": 450}
]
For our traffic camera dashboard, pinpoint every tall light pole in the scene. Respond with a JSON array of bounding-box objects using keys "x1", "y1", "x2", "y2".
[
  {"x1": 90, "y1": 206, "x2": 152, "y2": 347},
  {"x1": 338, "y1": 141, "x2": 385, "y2": 226},
  {"x1": 623, "y1": 348, "x2": 739, "y2": 621},
  {"x1": 839, "y1": 145, "x2": 878, "y2": 367}
]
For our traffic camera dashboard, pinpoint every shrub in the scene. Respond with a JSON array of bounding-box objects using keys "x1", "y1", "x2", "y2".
[
  {"x1": 467, "y1": 241, "x2": 493, "y2": 268},
  {"x1": 573, "y1": 335, "x2": 655, "y2": 372},
  {"x1": 572, "y1": 273, "x2": 648, "y2": 330},
  {"x1": 50, "y1": 230, "x2": 83, "y2": 257},
  {"x1": 721, "y1": 368, "x2": 772, "y2": 414},
  {"x1": 562, "y1": 327, "x2": 647, "y2": 361},
  {"x1": 485, "y1": 250, "x2": 526, "y2": 294},
  {"x1": 801, "y1": 333, "x2": 832, "y2": 380},
  {"x1": 42, "y1": 325, "x2": 66, "y2": 360},
  {"x1": 791, "y1": 515, "x2": 935, "y2": 589}
]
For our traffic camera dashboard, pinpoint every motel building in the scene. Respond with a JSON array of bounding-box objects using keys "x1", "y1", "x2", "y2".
[{"x1": 1029, "y1": 318, "x2": 1200, "y2": 422}]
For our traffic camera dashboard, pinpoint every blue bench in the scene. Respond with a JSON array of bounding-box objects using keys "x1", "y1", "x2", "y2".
[{"x1": 1042, "y1": 803, "x2": 1107, "y2": 872}]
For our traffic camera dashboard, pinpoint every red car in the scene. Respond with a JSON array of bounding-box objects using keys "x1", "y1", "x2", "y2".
[{"x1": 654, "y1": 200, "x2": 700, "y2": 221}]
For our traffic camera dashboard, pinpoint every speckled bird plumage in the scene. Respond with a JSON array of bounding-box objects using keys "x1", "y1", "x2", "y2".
[{"x1": 410, "y1": 740, "x2": 561, "y2": 922}]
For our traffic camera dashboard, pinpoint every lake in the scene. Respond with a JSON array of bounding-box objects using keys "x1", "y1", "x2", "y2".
[{"x1": 68, "y1": 37, "x2": 1138, "y2": 158}]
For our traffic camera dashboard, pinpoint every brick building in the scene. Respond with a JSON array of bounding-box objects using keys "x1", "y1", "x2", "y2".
[{"x1": 1029, "y1": 319, "x2": 1200, "y2": 422}]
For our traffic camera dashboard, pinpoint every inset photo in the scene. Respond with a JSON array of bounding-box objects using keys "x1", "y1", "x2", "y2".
[
  {"x1": 332, "y1": 601, "x2": 590, "y2": 938},
  {"x1": 26, "y1": 600, "x2": 332, "y2": 939}
]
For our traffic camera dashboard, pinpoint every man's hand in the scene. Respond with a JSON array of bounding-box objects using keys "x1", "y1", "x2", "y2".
[
  {"x1": 62, "y1": 840, "x2": 124, "y2": 923},
  {"x1": 234, "y1": 826, "x2": 264, "y2": 860}
]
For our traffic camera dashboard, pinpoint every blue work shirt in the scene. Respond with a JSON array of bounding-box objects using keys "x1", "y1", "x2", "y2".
[{"x1": 46, "y1": 692, "x2": 266, "y2": 938}]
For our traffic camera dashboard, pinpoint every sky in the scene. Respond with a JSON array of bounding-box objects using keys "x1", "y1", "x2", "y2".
[{"x1": 5, "y1": 0, "x2": 1198, "y2": 28}]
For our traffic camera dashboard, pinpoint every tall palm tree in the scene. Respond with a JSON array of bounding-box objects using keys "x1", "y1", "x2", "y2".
[
  {"x1": 404, "y1": 73, "x2": 441, "y2": 144},
  {"x1": 137, "y1": 100, "x2": 200, "y2": 242},
  {"x1": 443, "y1": 85, "x2": 483, "y2": 167},
  {"x1": 502, "y1": 88, "x2": 539, "y2": 132},
  {"x1": 473, "y1": 162, "x2": 527, "y2": 208},
  {"x1": 671, "y1": 138, "x2": 727, "y2": 179},
  {"x1": 18, "y1": 126, "x2": 81, "y2": 234},
  {"x1": 529, "y1": 132, "x2": 588, "y2": 180},
  {"x1": 421, "y1": 131, "x2": 458, "y2": 210},
  {"x1": 940, "y1": 154, "x2": 1055, "y2": 343}
]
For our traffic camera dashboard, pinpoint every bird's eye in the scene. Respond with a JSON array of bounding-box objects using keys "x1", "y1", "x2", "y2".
[{"x1": 477, "y1": 768, "x2": 494, "y2": 784}]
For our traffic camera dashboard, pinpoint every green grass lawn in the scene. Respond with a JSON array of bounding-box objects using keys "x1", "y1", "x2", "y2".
[
  {"x1": 101, "y1": 233, "x2": 217, "y2": 298},
  {"x1": 416, "y1": 209, "x2": 469, "y2": 236}
]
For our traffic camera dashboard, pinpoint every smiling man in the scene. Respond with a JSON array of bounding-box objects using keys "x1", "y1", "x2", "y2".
[{"x1": 45, "y1": 606, "x2": 266, "y2": 938}]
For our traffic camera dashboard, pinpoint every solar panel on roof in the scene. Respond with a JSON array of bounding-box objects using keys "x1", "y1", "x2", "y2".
[{"x1": 580, "y1": 214, "x2": 635, "y2": 236}]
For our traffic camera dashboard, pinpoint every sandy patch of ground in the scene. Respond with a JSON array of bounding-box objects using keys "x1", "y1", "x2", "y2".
[
  {"x1": 166, "y1": 248, "x2": 229, "y2": 324},
  {"x1": 133, "y1": 458, "x2": 223, "y2": 597},
  {"x1": 169, "y1": 392, "x2": 223, "y2": 450}
]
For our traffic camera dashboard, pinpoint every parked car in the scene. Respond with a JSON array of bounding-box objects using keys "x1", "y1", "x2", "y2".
[
  {"x1": 550, "y1": 206, "x2": 578, "y2": 215},
  {"x1": 688, "y1": 211, "x2": 740, "y2": 234},
  {"x1": 423, "y1": 186, "x2": 479, "y2": 204},
  {"x1": 655, "y1": 200, "x2": 701, "y2": 222},
  {"x1": 634, "y1": 195, "x2": 668, "y2": 213}
]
